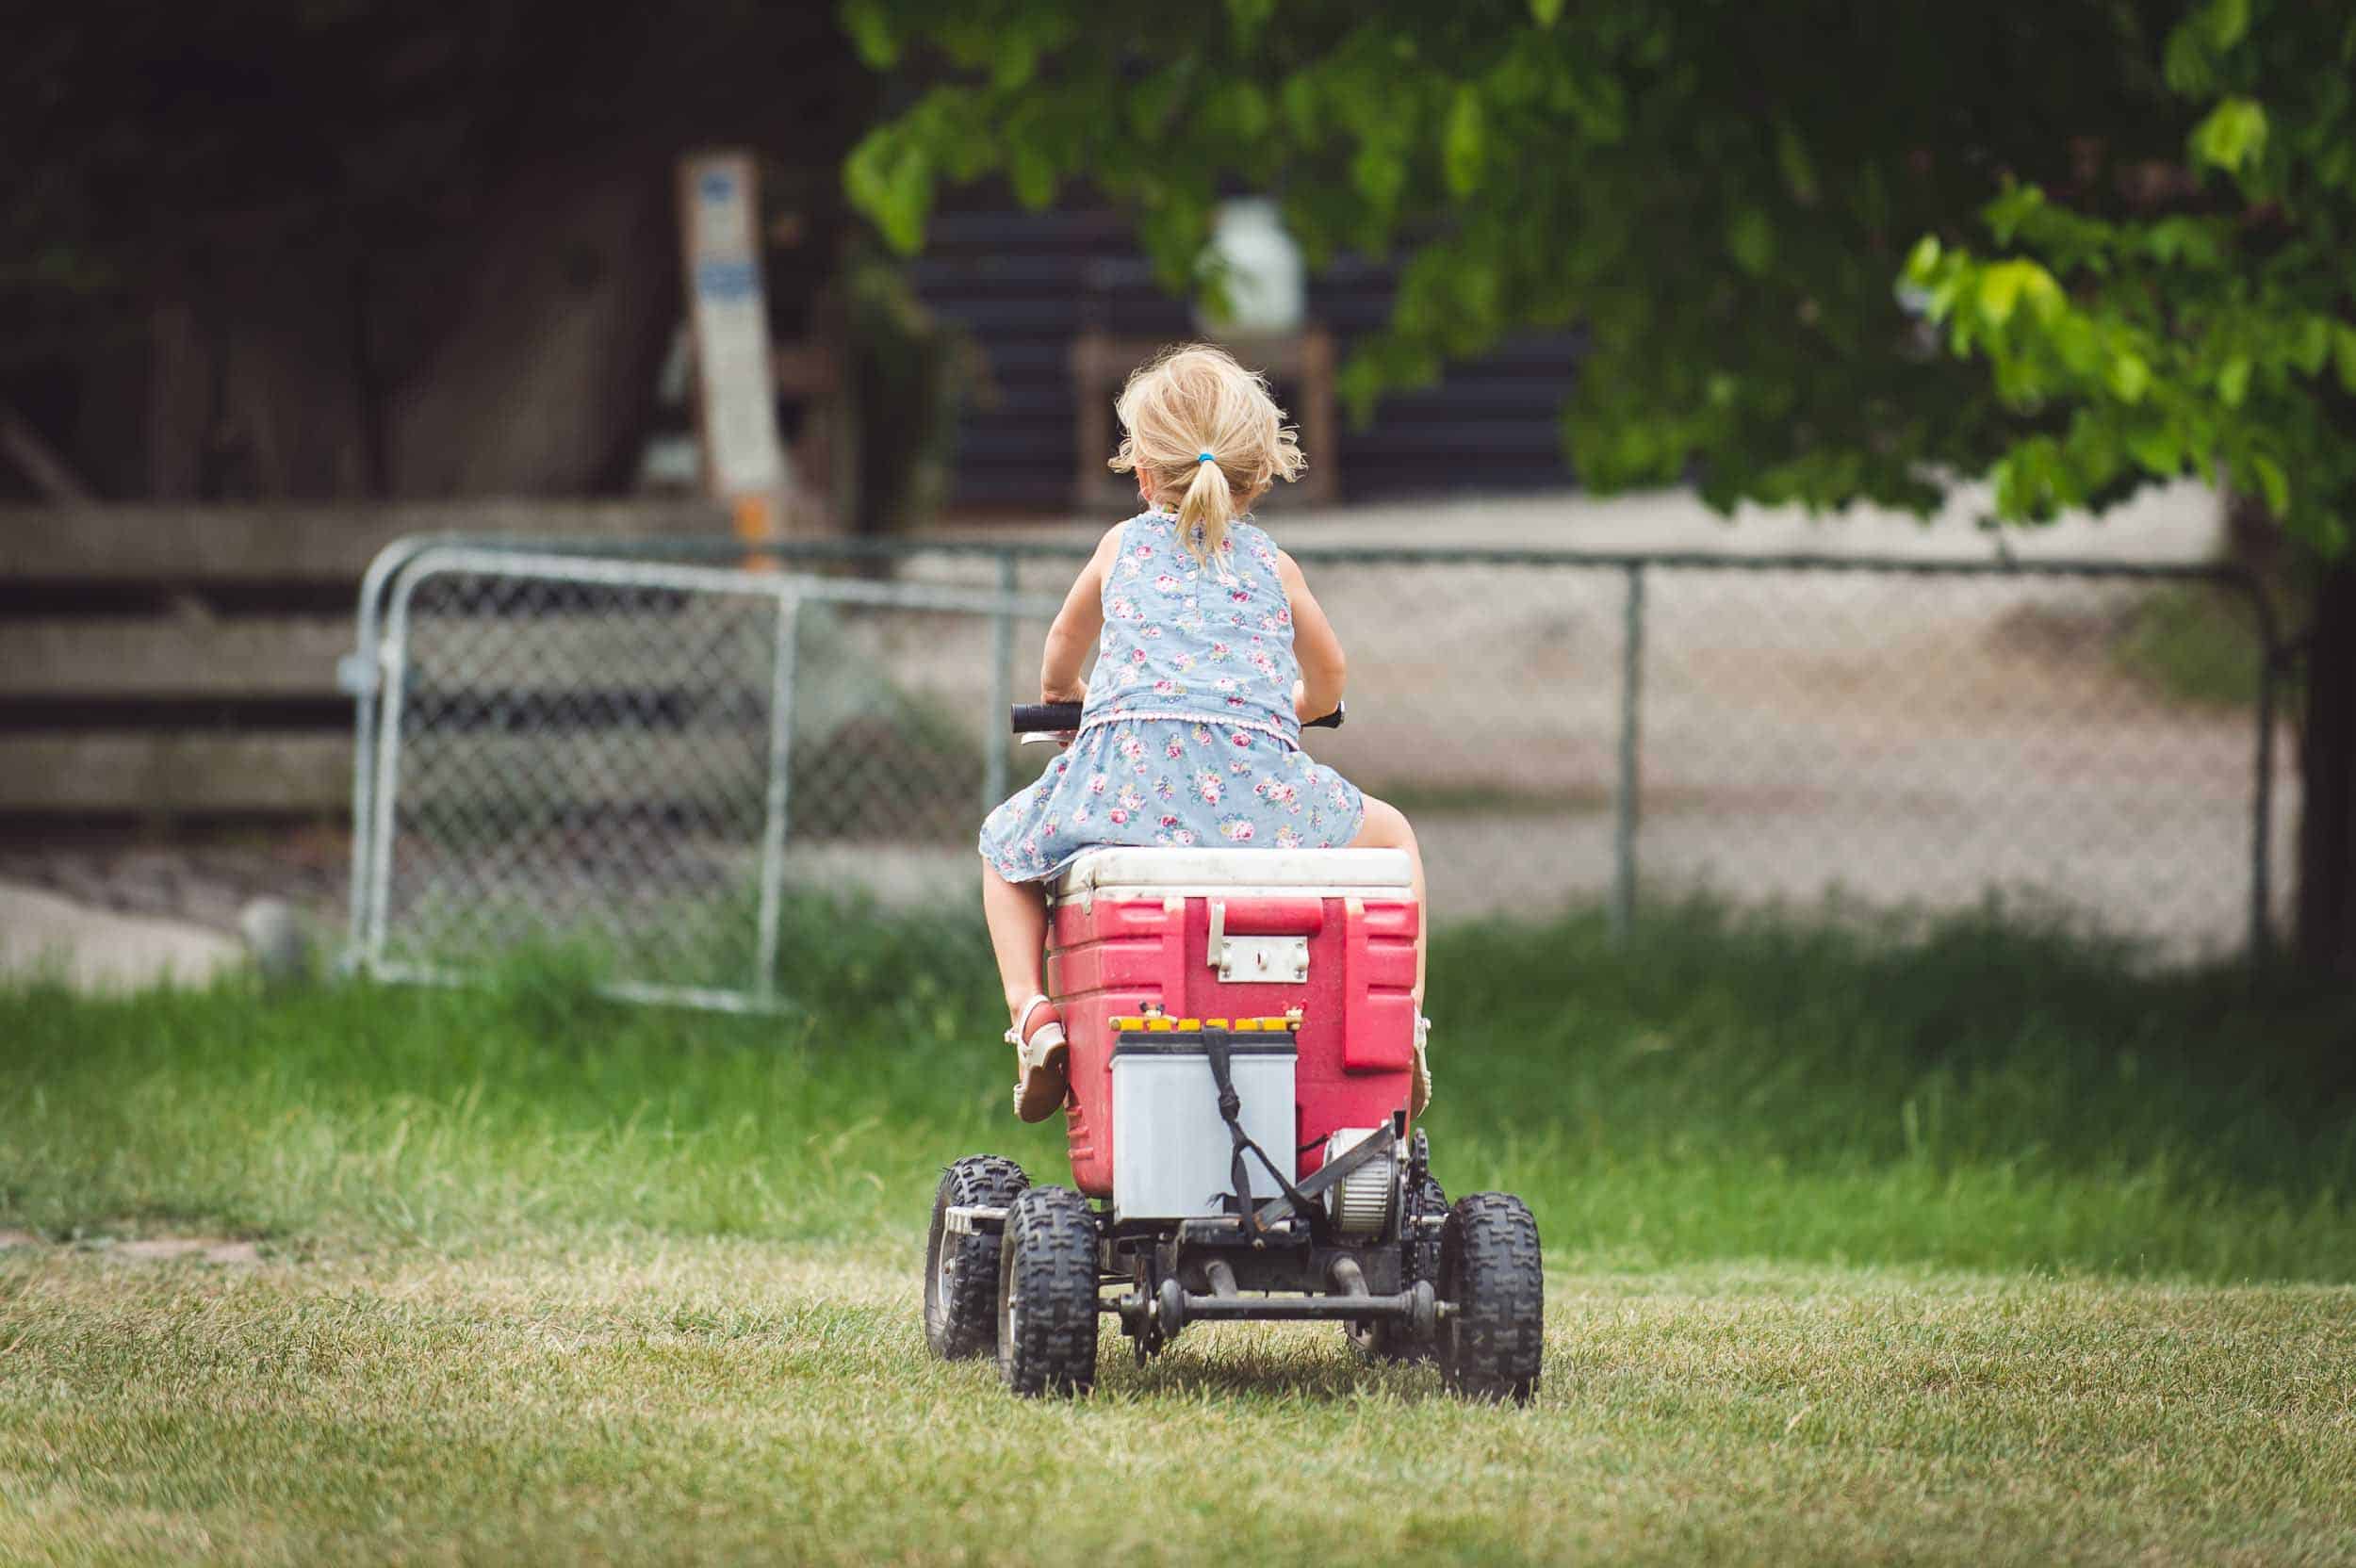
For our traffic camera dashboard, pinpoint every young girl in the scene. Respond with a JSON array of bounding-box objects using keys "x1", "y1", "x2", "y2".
[{"x1": 975, "y1": 343, "x2": 1430, "y2": 1124}]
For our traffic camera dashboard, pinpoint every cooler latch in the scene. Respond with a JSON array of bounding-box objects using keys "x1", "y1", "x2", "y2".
[{"x1": 1205, "y1": 900, "x2": 1310, "y2": 985}]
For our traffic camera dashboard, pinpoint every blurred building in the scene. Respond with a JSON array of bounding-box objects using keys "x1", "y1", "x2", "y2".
[{"x1": 908, "y1": 202, "x2": 1585, "y2": 515}]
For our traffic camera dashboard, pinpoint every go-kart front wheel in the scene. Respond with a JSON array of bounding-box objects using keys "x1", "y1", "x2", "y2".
[
  {"x1": 924, "y1": 1154, "x2": 1028, "y2": 1360},
  {"x1": 997, "y1": 1186, "x2": 1100, "y2": 1396},
  {"x1": 1437, "y1": 1192, "x2": 1544, "y2": 1403}
]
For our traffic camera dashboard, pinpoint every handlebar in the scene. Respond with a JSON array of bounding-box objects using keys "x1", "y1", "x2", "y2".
[{"x1": 1010, "y1": 700, "x2": 1345, "y2": 734}]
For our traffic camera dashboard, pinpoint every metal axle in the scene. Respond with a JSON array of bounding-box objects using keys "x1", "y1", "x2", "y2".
[{"x1": 1146, "y1": 1275, "x2": 1441, "y2": 1336}]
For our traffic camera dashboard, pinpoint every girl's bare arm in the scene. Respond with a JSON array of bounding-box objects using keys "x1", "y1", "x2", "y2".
[
  {"x1": 1276, "y1": 549, "x2": 1347, "y2": 722},
  {"x1": 1039, "y1": 529, "x2": 1118, "y2": 701}
]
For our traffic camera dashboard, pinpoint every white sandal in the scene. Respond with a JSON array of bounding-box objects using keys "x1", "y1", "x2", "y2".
[
  {"x1": 1006, "y1": 994, "x2": 1070, "y2": 1123},
  {"x1": 1412, "y1": 1015, "x2": 1433, "y2": 1119}
]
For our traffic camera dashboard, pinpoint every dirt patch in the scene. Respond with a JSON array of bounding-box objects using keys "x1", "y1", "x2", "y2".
[
  {"x1": 108, "y1": 1237, "x2": 263, "y2": 1265},
  {"x1": 0, "y1": 1229, "x2": 40, "y2": 1250}
]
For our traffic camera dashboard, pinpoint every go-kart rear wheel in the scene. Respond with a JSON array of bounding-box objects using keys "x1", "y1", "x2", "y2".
[
  {"x1": 997, "y1": 1186, "x2": 1100, "y2": 1397},
  {"x1": 924, "y1": 1155, "x2": 1028, "y2": 1361},
  {"x1": 1349, "y1": 1170, "x2": 1447, "y2": 1363},
  {"x1": 1437, "y1": 1192, "x2": 1544, "y2": 1403}
]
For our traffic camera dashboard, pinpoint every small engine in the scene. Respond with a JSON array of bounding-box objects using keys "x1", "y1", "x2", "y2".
[{"x1": 1321, "y1": 1127, "x2": 1399, "y2": 1238}]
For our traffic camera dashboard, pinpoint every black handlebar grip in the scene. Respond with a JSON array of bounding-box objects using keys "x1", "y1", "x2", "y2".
[
  {"x1": 1009, "y1": 702, "x2": 1086, "y2": 733},
  {"x1": 1009, "y1": 700, "x2": 1345, "y2": 733}
]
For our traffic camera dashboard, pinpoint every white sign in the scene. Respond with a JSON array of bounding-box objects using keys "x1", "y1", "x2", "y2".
[{"x1": 679, "y1": 153, "x2": 786, "y2": 499}]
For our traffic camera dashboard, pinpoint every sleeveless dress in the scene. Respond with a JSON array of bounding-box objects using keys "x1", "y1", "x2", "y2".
[{"x1": 977, "y1": 510, "x2": 1367, "y2": 884}]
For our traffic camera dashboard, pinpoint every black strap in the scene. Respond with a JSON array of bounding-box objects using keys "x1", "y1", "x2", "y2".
[
  {"x1": 1248, "y1": 1125, "x2": 1396, "y2": 1228},
  {"x1": 1201, "y1": 1029, "x2": 1316, "y2": 1237}
]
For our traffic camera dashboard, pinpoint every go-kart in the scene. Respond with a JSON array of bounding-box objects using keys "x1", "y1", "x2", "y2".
[{"x1": 923, "y1": 703, "x2": 1543, "y2": 1399}]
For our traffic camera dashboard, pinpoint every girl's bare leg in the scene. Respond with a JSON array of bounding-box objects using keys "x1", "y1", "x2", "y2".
[
  {"x1": 983, "y1": 860, "x2": 1071, "y2": 1121},
  {"x1": 980, "y1": 860, "x2": 1050, "y2": 1023},
  {"x1": 1349, "y1": 794, "x2": 1426, "y2": 1005}
]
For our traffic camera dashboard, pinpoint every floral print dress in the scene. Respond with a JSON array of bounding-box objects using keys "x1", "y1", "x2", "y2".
[{"x1": 977, "y1": 510, "x2": 1366, "y2": 884}]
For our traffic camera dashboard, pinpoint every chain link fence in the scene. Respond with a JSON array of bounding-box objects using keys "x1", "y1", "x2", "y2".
[
  {"x1": 347, "y1": 545, "x2": 1056, "y2": 1009},
  {"x1": 346, "y1": 533, "x2": 2287, "y2": 1008}
]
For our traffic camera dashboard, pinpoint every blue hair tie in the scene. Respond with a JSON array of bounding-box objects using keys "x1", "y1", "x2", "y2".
[{"x1": 1197, "y1": 450, "x2": 1215, "y2": 463}]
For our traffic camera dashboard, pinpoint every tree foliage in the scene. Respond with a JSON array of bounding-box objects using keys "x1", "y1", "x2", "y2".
[
  {"x1": 1906, "y1": 1, "x2": 2356, "y2": 555},
  {"x1": 843, "y1": 0, "x2": 2355, "y2": 558}
]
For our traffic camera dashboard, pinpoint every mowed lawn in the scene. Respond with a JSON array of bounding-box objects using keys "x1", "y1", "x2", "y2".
[{"x1": 4, "y1": 901, "x2": 2354, "y2": 1564}]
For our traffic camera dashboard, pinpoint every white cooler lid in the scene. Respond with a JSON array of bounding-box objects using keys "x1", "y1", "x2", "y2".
[{"x1": 1055, "y1": 846, "x2": 1413, "y2": 900}]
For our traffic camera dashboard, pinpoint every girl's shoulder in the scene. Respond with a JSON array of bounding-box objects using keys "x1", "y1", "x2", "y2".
[
  {"x1": 1099, "y1": 512, "x2": 1167, "y2": 595},
  {"x1": 1107, "y1": 508, "x2": 1172, "y2": 544},
  {"x1": 1230, "y1": 515, "x2": 1286, "y2": 568},
  {"x1": 1095, "y1": 510, "x2": 1159, "y2": 560}
]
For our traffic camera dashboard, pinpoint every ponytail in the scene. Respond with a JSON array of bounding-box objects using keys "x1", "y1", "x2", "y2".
[
  {"x1": 1107, "y1": 344, "x2": 1308, "y2": 568},
  {"x1": 1176, "y1": 454, "x2": 1234, "y2": 568}
]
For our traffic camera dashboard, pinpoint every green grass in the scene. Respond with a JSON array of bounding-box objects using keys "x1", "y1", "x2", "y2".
[
  {"x1": 2113, "y1": 582, "x2": 2272, "y2": 709},
  {"x1": 4, "y1": 897, "x2": 2355, "y2": 1562}
]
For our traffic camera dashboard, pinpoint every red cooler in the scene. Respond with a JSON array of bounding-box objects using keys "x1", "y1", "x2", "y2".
[{"x1": 1043, "y1": 847, "x2": 1420, "y2": 1200}]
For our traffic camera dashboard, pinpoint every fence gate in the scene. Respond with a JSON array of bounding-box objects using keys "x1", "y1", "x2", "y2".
[{"x1": 346, "y1": 546, "x2": 1055, "y2": 1011}]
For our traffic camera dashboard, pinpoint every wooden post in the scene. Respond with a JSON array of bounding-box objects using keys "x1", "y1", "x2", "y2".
[{"x1": 677, "y1": 151, "x2": 791, "y2": 559}]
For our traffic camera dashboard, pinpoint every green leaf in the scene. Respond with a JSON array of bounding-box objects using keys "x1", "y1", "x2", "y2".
[
  {"x1": 2143, "y1": 216, "x2": 2227, "y2": 270},
  {"x1": 839, "y1": 0, "x2": 898, "y2": 68},
  {"x1": 1130, "y1": 73, "x2": 1185, "y2": 138},
  {"x1": 1775, "y1": 121, "x2": 1819, "y2": 204},
  {"x1": 1350, "y1": 142, "x2": 1405, "y2": 211},
  {"x1": 992, "y1": 36, "x2": 1039, "y2": 91},
  {"x1": 2217, "y1": 354, "x2": 2251, "y2": 406},
  {"x1": 1983, "y1": 182, "x2": 2044, "y2": 243},
  {"x1": 1009, "y1": 147, "x2": 1056, "y2": 210},
  {"x1": 2051, "y1": 315, "x2": 2101, "y2": 376},
  {"x1": 1903, "y1": 234, "x2": 1940, "y2": 285},
  {"x1": 1279, "y1": 75, "x2": 1320, "y2": 139},
  {"x1": 844, "y1": 132, "x2": 935, "y2": 254},
  {"x1": 2189, "y1": 97, "x2": 2267, "y2": 173},
  {"x1": 2163, "y1": 24, "x2": 2216, "y2": 94},
  {"x1": 1224, "y1": 0, "x2": 1277, "y2": 39},
  {"x1": 2292, "y1": 316, "x2": 2332, "y2": 376},
  {"x1": 2248, "y1": 452, "x2": 2289, "y2": 515},
  {"x1": 1727, "y1": 207, "x2": 1775, "y2": 276},
  {"x1": 2125, "y1": 423, "x2": 2183, "y2": 476},
  {"x1": 2106, "y1": 351, "x2": 2151, "y2": 403},
  {"x1": 2207, "y1": 0, "x2": 2251, "y2": 50},
  {"x1": 1530, "y1": 0, "x2": 1565, "y2": 24},
  {"x1": 1977, "y1": 260, "x2": 2061, "y2": 327},
  {"x1": 1206, "y1": 81, "x2": 1272, "y2": 141},
  {"x1": 1976, "y1": 263, "x2": 2021, "y2": 325},
  {"x1": 1443, "y1": 88, "x2": 1485, "y2": 198}
]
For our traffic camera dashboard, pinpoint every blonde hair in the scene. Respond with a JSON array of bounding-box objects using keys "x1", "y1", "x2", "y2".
[{"x1": 1108, "y1": 343, "x2": 1307, "y2": 566}]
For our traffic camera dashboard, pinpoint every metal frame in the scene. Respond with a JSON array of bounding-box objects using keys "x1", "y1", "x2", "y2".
[{"x1": 345, "y1": 531, "x2": 2288, "y2": 1001}]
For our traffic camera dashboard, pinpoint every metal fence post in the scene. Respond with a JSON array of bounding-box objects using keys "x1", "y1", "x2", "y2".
[
  {"x1": 753, "y1": 593, "x2": 801, "y2": 1006},
  {"x1": 984, "y1": 549, "x2": 1017, "y2": 813},
  {"x1": 1611, "y1": 563, "x2": 1646, "y2": 946},
  {"x1": 2247, "y1": 583, "x2": 2281, "y2": 974}
]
